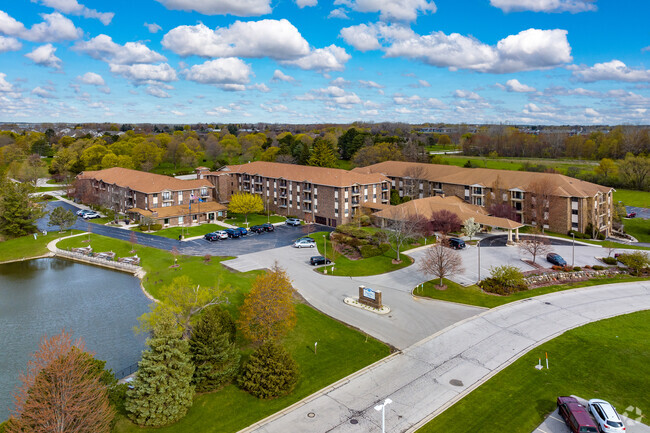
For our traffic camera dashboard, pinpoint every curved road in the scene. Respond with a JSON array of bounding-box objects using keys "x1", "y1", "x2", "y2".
[{"x1": 240, "y1": 281, "x2": 650, "y2": 433}]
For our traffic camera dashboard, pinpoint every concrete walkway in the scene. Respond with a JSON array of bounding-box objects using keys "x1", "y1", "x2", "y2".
[{"x1": 239, "y1": 281, "x2": 650, "y2": 433}]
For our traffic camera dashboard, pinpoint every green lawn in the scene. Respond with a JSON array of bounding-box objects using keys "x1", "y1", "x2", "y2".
[
  {"x1": 146, "y1": 223, "x2": 230, "y2": 239},
  {"x1": 418, "y1": 310, "x2": 650, "y2": 433},
  {"x1": 614, "y1": 189, "x2": 650, "y2": 208},
  {"x1": 441, "y1": 155, "x2": 597, "y2": 175},
  {"x1": 517, "y1": 226, "x2": 650, "y2": 250},
  {"x1": 416, "y1": 276, "x2": 649, "y2": 308},
  {"x1": 225, "y1": 213, "x2": 286, "y2": 227},
  {"x1": 0, "y1": 230, "x2": 81, "y2": 262},
  {"x1": 311, "y1": 231, "x2": 413, "y2": 276},
  {"x1": 35, "y1": 186, "x2": 65, "y2": 192},
  {"x1": 113, "y1": 303, "x2": 389, "y2": 433},
  {"x1": 334, "y1": 159, "x2": 354, "y2": 170},
  {"x1": 622, "y1": 218, "x2": 650, "y2": 243},
  {"x1": 425, "y1": 144, "x2": 461, "y2": 152}
]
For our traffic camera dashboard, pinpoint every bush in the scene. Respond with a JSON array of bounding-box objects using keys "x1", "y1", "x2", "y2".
[
  {"x1": 137, "y1": 223, "x2": 162, "y2": 231},
  {"x1": 602, "y1": 257, "x2": 618, "y2": 265},
  {"x1": 335, "y1": 224, "x2": 372, "y2": 240},
  {"x1": 616, "y1": 251, "x2": 650, "y2": 275},
  {"x1": 568, "y1": 230, "x2": 590, "y2": 239},
  {"x1": 238, "y1": 342, "x2": 299, "y2": 399},
  {"x1": 597, "y1": 232, "x2": 606, "y2": 240},
  {"x1": 479, "y1": 265, "x2": 527, "y2": 295},
  {"x1": 573, "y1": 266, "x2": 582, "y2": 271},
  {"x1": 592, "y1": 265, "x2": 605, "y2": 270}
]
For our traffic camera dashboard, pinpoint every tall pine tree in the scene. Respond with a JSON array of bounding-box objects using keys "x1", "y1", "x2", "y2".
[
  {"x1": 189, "y1": 307, "x2": 240, "y2": 393},
  {"x1": 125, "y1": 312, "x2": 195, "y2": 427},
  {"x1": 238, "y1": 342, "x2": 299, "y2": 399},
  {"x1": 308, "y1": 138, "x2": 338, "y2": 168},
  {"x1": 0, "y1": 178, "x2": 45, "y2": 237}
]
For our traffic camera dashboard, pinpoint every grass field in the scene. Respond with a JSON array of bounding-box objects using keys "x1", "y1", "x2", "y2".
[
  {"x1": 147, "y1": 223, "x2": 230, "y2": 239},
  {"x1": 418, "y1": 310, "x2": 650, "y2": 433},
  {"x1": 0, "y1": 230, "x2": 81, "y2": 263},
  {"x1": 225, "y1": 213, "x2": 286, "y2": 227},
  {"x1": 35, "y1": 186, "x2": 65, "y2": 192},
  {"x1": 441, "y1": 155, "x2": 597, "y2": 175},
  {"x1": 614, "y1": 189, "x2": 650, "y2": 208},
  {"x1": 416, "y1": 275, "x2": 649, "y2": 308},
  {"x1": 623, "y1": 218, "x2": 650, "y2": 243},
  {"x1": 112, "y1": 303, "x2": 389, "y2": 433}
]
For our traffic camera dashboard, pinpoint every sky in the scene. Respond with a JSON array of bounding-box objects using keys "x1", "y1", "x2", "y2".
[{"x1": 0, "y1": 0, "x2": 649, "y2": 125}]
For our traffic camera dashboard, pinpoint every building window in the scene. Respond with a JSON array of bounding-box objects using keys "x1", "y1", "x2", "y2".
[
  {"x1": 572, "y1": 209, "x2": 578, "y2": 215},
  {"x1": 201, "y1": 187, "x2": 208, "y2": 196},
  {"x1": 163, "y1": 191, "x2": 171, "y2": 200},
  {"x1": 164, "y1": 218, "x2": 169, "y2": 226},
  {"x1": 178, "y1": 216, "x2": 184, "y2": 225},
  {"x1": 192, "y1": 215, "x2": 198, "y2": 221}
]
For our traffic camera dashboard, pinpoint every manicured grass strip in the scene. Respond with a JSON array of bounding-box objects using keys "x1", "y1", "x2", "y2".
[
  {"x1": 112, "y1": 303, "x2": 390, "y2": 433},
  {"x1": 225, "y1": 213, "x2": 286, "y2": 227},
  {"x1": 147, "y1": 223, "x2": 230, "y2": 239},
  {"x1": 0, "y1": 230, "x2": 81, "y2": 263},
  {"x1": 517, "y1": 226, "x2": 650, "y2": 250},
  {"x1": 622, "y1": 218, "x2": 650, "y2": 243},
  {"x1": 416, "y1": 275, "x2": 649, "y2": 308},
  {"x1": 311, "y1": 231, "x2": 413, "y2": 276},
  {"x1": 417, "y1": 311, "x2": 650, "y2": 433},
  {"x1": 441, "y1": 155, "x2": 597, "y2": 175},
  {"x1": 35, "y1": 186, "x2": 65, "y2": 192},
  {"x1": 614, "y1": 189, "x2": 650, "y2": 208}
]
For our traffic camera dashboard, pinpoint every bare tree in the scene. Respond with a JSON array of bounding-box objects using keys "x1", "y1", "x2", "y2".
[
  {"x1": 529, "y1": 178, "x2": 555, "y2": 233},
  {"x1": 419, "y1": 240, "x2": 464, "y2": 287},
  {"x1": 402, "y1": 166, "x2": 426, "y2": 199},
  {"x1": 518, "y1": 229, "x2": 550, "y2": 264},
  {"x1": 381, "y1": 212, "x2": 424, "y2": 262}
]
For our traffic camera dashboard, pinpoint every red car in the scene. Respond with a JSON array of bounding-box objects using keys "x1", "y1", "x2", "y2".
[
  {"x1": 557, "y1": 396, "x2": 599, "y2": 433},
  {"x1": 626, "y1": 212, "x2": 636, "y2": 218}
]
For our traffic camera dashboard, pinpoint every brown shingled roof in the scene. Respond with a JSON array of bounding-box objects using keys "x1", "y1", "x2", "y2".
[
  {"x1": 78, "y1": 167, "x2": 214, "y2": 194},
  {"x1": 129, "y1": 201, "x2": 226, "y2": 219},
  {"x1": 353, "y1": 161, "x2": 612, "y2": 198},
  {"x1": 214, "y1": 161, "x2": 389, "y2": 187}
]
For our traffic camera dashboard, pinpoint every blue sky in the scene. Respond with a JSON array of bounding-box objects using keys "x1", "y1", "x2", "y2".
[{"x1": 0, "y1": 0, "x2": 649, "y2": 124}]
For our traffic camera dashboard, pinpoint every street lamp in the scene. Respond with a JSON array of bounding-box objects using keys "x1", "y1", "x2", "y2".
[
  {"x1": 571, "y1": 232, "x2": 575, "y2": 267},
  {"x1": 374, "y1": 398, "x2": 392, "y2": 433},
  {"x1": 477, "y1": 240, "x2": 481, "y2": 283},
  {"x1": 323, "y1": 234, "x2": 327, "y2": 261}
]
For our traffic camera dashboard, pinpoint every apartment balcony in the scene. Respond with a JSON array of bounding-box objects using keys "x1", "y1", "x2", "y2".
[
  {"x1": 303, "y1": 184, "x2": 312, "y2": 192},
  {"x1": 254, "y1": 178, "x2": 263, "y2": 184},
  {"x1": 279, "y1": 193, "x2": 287, "y2": 198},
  {"x1": 303, "y1": 208, "x2": 313, "y2": 213},
  {"x1": 279, "y1": 184, "x2": 287, "y2": 189},
  {"x1": 351, "y1": 189, "x2": 361, "y2": 196},
  {"x1": 242, "y1": 185, "x2": 250, "y2": 191},
  {"x1": 278, "y1": 204, "x2": 287, "y2": 208},
  {"x1": 162, "y1": 197, "x2": 173, "y2": 202},
  {"x1": 302, "y1": 197, "x2": 312, "y2": 203},
  {"x1": 351, "y1": 200, "x2": 360, "y2": 206}
]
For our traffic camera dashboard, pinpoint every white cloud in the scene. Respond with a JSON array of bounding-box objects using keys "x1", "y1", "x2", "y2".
[
  {"x1": 524, "y1": 102, "x2": 542, "y2": 112},
  {"x1": 32, "y1": 86, "x2": 55, "y2": 98},
  {"x1": 0, "y1": 73, "x2": 13, "y2": 92},
  {"x1": 154, "y1": 0, "x2": 272, "y2": 16},
  {"x1": 0, "y1": 11, "x2": 27, "y2": 37},
  {"x1": 249, "y1": 83, "x2": 271, "y2": 92},
  {"x1": 454, "y1": 89, "x2": 482, "y2": 100},
  {"x1": 185, "y1": 58, "x2": 252, "y2": 87},
  {"x1": 295, "y1": 0, "x2": 317, "y2": 7},
  {"x1": 490, "y1": 0, "x2": 596, "y2": 13},
  {"x1": 271, "y1": 69, "x2": 295, "y2": 82},
  {"x1": 393, "y1": 93, "x2": 445, "y2": 108},
  {"x1": 24, "y1": 12, "x2": 82, "y2": 42},
  {"x1": 162, "y1": 20, "x2": 310, "y2": 60},
  {"x1": 109, "y1": 63, "x2": 178, "y2": 84},
  {"x1": 25, "y1": 44, "x2": 62, "y2": 69},
  {"x1": 333, "y1": 0, "x2": 437, "y2": 21},
  {"x1": 260, "y1": 103, "x2": 289, "y2": 112},
  {"x1": 0, "y1": 36, "x2": 21, "y2": 53},
  {"x1": 328, "y1": 8, "x2": 350, "y2": 19},
  {"x1": 395, "y1": 107, "x2": 413, "y2": 114},
  {"x1": 206, "y1": 106, "x2": 231, "y2": 115},
  {"x1": 170, "y1": 110, "x2": 185, "y2": 116},
  {"x1": 359, "y1": 79, "x2": 384, "y2": 88},
  {"x1": 415, "y1": 79, "x2": 431, "y2": 87},
  {"x1": 330, "y1": 77, "x2": 351, "y2": 86},
  {"x1": 340, "y1": 22, "x2": 414, "y2": 52},
  {"x1": 298, "y1": 85, "x2": 362, "y2": 108},
  {"x1": 74, "y1": 35, "x2": 167, "y2": 65},
  {"x1": 503, "y1": 78, "x2": 536, "y2": 92},
  {"x1": 361, "y1": 109, "x2": 379, "y2": 115},
  {"x1": 584, "y1": 107, "x2": 599, "y2": 117},
  {"x1": 571, "y1": 60, "x2": 650, "y2": 83},
  {"x1": 77, "y1": 72, "x2": 105, "y2": 86},
  {"x1": 384, "y1": 28, "x2": 571, "y2": 73},
  {"x1": 281, "y1": 45, "x2": 350, "y2": 72},
  {"x1": 144, "y1": 22, "x2": 162, "y2": 33},
  {"x1": 34, "y1": 0, "x2": 114, "y2": 24},
  {"x1": 146, "y1": 86, "x2": 171, "y2": 98}
]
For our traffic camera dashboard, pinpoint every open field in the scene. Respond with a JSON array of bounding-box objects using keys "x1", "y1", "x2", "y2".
[
  {"x1": 441, "y1": 155, "x2": 597, "y2": 175},
  {"x1": 143, "y1": 223, "x2": 230, "y2": 239},
  {"x1": 225, "y1": 213, "x2": 286, "y2": 227},
  {"x1": 614, "y1": 189, "x2": 650, "y2": 208},
  {"x1": 418, "y1": 310, "x2": 650, "y2": 433},
  {"x1": 0, "y1": 230, "x2": 81, "y2": 263}
]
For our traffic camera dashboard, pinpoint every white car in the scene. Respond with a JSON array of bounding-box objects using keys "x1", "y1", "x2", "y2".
[
  {"x1": 588, "y1": 399, "x2": 625, "y2": 433},
  {"x1": 82, "y1": 211, "x2": 101, "y2": 219},
  {"x1": 215, "y1": 230, "x2": 229, "y2": 240},
  {"x1": 293, "y1": 239, "x2": 316, "y2": 248}
]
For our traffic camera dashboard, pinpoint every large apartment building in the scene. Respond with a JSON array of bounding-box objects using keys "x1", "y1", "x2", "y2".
[
  {"x1": 75, "y1": 167, "x2": 225, "y2": 227},
  {"x1": 198, "y1": 161, "x2": 391, "y2": 227},
  {"x1": 353, "y1": 161, "x2": 614, "y2": 236}
]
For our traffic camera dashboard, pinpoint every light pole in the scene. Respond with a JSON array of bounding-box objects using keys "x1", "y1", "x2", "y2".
[
  {"x1": 571, "y1": 232, "x2": 575, "y2": 267},
  {"x1": 374, "y1": 398, "x2": 392, "y2": 433},
  {"x1": 477, "y1": 240, "x2": 481, "y2": 283},
  {"x1": 323, "y1": 234, "x2": 327, "y2": 260}
]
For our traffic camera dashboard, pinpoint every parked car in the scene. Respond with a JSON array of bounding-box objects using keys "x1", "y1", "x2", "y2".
[
  {"x1": 310, "y1": 255, "x2": 331, "y2": 266},
  {"x1": 82, "y1": 211, "x2": 101, "y2": 219},
  {"x1": 293, "y1": 238, "x2": 316, "y2": 248},
  {"x1": 286, "y1": 218, "x2": 301, "y2": 226},
  {"x1": 448, "y1": 238, "x2": 466, "y2": 249},
  {"x1": 225, "y1": 228, "x2": 240, "y2": 238},
  {"x1": 588, "y1": 399, "x2": 626, "y2": 433},
  {"x1": 557, "y1": 396, "x2": 599, "y2": 433},
  {"x1": 249, "y1": 225, "x2": 265, "y2": 234},
  {"x1": 235, "y1": 227, "x2": 248, "y2": 236},
  {"x1": 204, "y1": 232, "x2": 220, "y2": 242},
  {"x1": 76, "y1": 209, "x2": 92, "y2": 217},
  {"x1": 215, "y1": 230, "x2": 228, "y2": 240},
  {"x1": 547, "y1": 253, "x2": 567, "y2": 266},
  {"x1": 262, "y1": 223, "x2": 275, "y2": 232},
  {"x1": 299, "y1": 237, "x2": 315, "y2": 243},
  {"x1": 626, "y1": 211, "x2": 636, "y2": 218}
]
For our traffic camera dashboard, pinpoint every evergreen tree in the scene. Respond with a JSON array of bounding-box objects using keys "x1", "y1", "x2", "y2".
[
  {"x1": 126, "y1": 312, "x2": 195, "y2": 427},
  {"x1": 238, "y1": 342, "x2": 299, "y2": 399},
  {"x1": 308, "y1": 138, "x2": 338, "y2": 168},
  {"x1": 0, "y1": 177, "x2": 45, "y2": 237},
  {"x1": 48, "y1": 206, "x2": 77, "y2": 232},
  {"x1": 189, "y1": 307, "x2": 240, "y2": 392}
]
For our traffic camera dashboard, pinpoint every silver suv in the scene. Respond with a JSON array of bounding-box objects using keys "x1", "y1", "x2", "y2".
[
  {"x1": 588, "y1": 399, "x2": 625, "y2": 433},
  {"x1": 286, "y1": 218, "x2": 301, "y2": 226}
]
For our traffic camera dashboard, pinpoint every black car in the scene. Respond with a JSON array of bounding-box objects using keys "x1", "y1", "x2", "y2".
[
  {"x1": 448, "y1": 238, "x2": 466, "y2": 249},
  {"x1": 225, "y1": 228, "x2": 240, "y2": 238},
  {"x1": 262, "y1": 223, "x2": 275, "y2": 232},
  {"x1": 310, "y1": 256, "x2": 331, "y2": 266},
  {"x1": 204, "y1": 232, "x2": 220, "y2": 242},
  {"x1": 249, "y1": 225, "x2": 265, "y2": 234},
  {"x1": 546, "y1": 253, "x2": 567, "y2": 266}
]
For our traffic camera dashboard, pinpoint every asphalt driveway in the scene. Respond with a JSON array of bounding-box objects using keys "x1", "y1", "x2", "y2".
[{"x1": 480, "y1": 234, "x2": 574, "y2": 247}]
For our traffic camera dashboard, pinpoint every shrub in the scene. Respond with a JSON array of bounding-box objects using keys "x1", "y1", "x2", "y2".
[
  {"x1": 597, "y1": 232, "x2": 606, "y2": 240},
  {"x1": 359, "y1": 215, "x2": 371, "y2": 226},
  {"x1": 592, "y1": 265, "x2": 605, "y2": 271},
  {"x1": 137, "y1": 223, "x2": 162, "y2": 231},
  {"x1": 335, "y1": 224, "x2": 372, "y2": 240},
  {"x1": 573, "y1": 266, "x2": 582, "y2": 271},
  {"x1": 568, "y1": 230, "x2": 590, "y2": 239},
  {"x1": 602, "y1": 257, "x2": 618, "y2": 265},
  {"x1": 238, "y1": 342, "x2": 299, "y2": 399},
  {"x1": 616, "y1": 251, "x2": 650, "y2": 276},
  {"x1": 479, "y1": 265, "x2": 527, "y2": 295}
]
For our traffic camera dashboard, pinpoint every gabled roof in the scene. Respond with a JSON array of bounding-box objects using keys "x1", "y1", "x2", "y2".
[
  {"x1": 129, "y1": 201, "x2": 226, "y2": 219},
  {"x1": 211, "y1": 161, "x2": 389, "y2": 187},
  {"x1": 78, "y1": 167, "x2": 214, "y2": 194},
  {"x1": 353, "y1": 161, "x2": 612, "y2": 198}
]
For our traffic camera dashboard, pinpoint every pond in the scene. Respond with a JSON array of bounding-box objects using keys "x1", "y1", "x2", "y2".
[{"x1": 0, "y1": 258, "x2": 152, "y2": 420}]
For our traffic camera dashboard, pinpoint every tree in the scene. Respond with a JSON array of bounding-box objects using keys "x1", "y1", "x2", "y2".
[
  {"x1": 228, "y1": 193, "x2": 264, "y2": 225},
  {"x1": 419, "y1": 240, "x2": 464, "y2": 287},
  {"x1": 480, "y1": 265, "x2": 526, "y2": 295},
  {"x1": 618, "y1": 154, "x2": 650, "y2": 190},
  {"x1": 616, "y1": 251, "x2": 650, "y2": 276},
  {"x1": 518, "y1": 229, "x2": 550, "y2": 264},
  {"x1": 6, "y1": 331, "x2": 114, "y2": 433},
  {"x1": 489, "y1": 202, "x2": 520, "y2": 222},
  {"x1": 126, "y1": 312, "x2": 195, "y2": 427},
  {"x1": 594, "y1": 158, "x2": 618, "y2": 181},
  {"x1": 238, "y1": 342, "x2": 299, "y2": 399},
  {"x1": 189, "y1": 307, "x2": 240, "y2": 392},
  {"x1": 48, "y1": 206, "x2": 77, "y2": 232},
  {"x1": 437, "y1": 134, "x2": 452, "y2": 147},
  {"x1": 0, "y1": 178, "x2": 46, "y2": 237},
  {"x1": 238, "y1": 263, "x2": 296, "y2": 345},
  {"x1": 129, "y1": 230, "x2": 138, "y2": 253},
  {"x1": 137, "y1": 275, "x2": 227, "y2": 340},
  {"x1": 462, "y1": 217, "x2": 481, "y2": 240},
  {"x1": 430, "y1": 209, "x2": 462, "y2": 235},
  {"x1": 308, "y1": 138, "x2": 338, "y2": 167},
  {"x1": 351, "y1": 142, "x2": 403, "y2": 167}
]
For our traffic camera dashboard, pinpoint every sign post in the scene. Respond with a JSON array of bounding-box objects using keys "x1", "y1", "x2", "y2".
[{"x1": 358, "y1": 285, "x2": 383, "y2": 309}]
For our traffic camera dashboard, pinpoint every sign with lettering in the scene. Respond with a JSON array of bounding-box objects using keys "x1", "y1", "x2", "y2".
[{"x1": 363, "y1": 287, "x2": 375, "y2": 300}]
